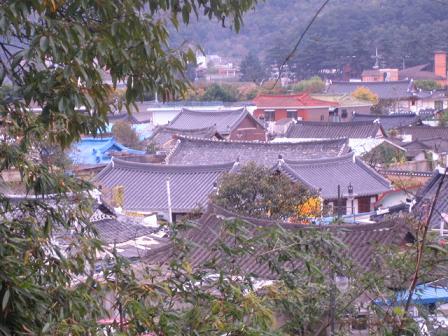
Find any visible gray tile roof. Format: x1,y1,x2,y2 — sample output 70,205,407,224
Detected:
94,158,235,213
414,171,448,229
168,108,264,135
56,202,156,245
277,153,391,199
285,121,385,139
146,125,220,148
352,113,421,131
145,204,413,277
397,126,448,141
166,136,349,166
327,80,414,100
401,137,448,158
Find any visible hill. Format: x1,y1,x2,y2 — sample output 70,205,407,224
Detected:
171,0,448,78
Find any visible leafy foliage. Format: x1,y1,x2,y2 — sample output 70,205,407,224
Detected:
112,120,142,149
290,76,325,93
351,86,379,104
0,0,259,334
212,162,315,219
414,80,442,91
173,0,448,78
240,52,266,83
200,83,240,102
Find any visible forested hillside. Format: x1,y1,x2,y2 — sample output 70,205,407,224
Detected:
172,0,448,78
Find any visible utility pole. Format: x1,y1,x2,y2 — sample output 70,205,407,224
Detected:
166,177,173,223
337,184,342,219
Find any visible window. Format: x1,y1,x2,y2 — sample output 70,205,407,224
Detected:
352,314,368,331
264,110,275,122
341,109,348,118
435,100,443,110
287,110,297,119
358,197,371,213
320,115,324,121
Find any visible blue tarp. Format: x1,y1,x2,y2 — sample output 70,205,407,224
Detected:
377,285,448,306
69,137,145,165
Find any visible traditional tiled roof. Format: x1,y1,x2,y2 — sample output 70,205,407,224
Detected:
168,108,264,135
285,121,385,139
414,170,448,229
397,126,448,141
361,69,384,77
145,204,413,277
146,125,220,148
70,138,145,165
401,137,448,158
399,64,444,81
311,93,373,108
277,153,391,199
166,136,349,166
326,80,414,100
352,113,421,130
89,204,155,244
253,93,337,109
94,158,235,213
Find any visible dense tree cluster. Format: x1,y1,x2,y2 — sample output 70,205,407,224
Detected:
173,0,448,79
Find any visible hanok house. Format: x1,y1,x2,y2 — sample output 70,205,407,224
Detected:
284,121,386,140
94,157,236,221
276,153,391,215
144,125,222,152
399,51,448,87
396,125,448,142
413,167,448,234
165,135,350,166
311,93,374,120
145,203,414,335
400,137,448,162
326,80,417,113
252,93,338,122
352,112,422,131
167,107,266,141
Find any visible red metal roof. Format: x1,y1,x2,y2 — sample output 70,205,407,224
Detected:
253,93,338,108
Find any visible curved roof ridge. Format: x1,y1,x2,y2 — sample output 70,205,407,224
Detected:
284,152,355,166
330,79,411,84
354,112,417,118
180,107,245,115
207,203,401,231
295,120,377,126
164,138,182,163
173,134,349,146
159,125,218,132
398,125,448,130
110,157,235,171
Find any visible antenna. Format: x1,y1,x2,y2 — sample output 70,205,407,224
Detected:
371,48,382,70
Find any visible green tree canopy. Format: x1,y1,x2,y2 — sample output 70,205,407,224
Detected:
0,1,259,334
200,83,240,102
212,162,315,219
414,79,442,91
291,76,325,93
240,52,265,83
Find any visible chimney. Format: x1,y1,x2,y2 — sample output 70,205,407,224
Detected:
434,51,447,79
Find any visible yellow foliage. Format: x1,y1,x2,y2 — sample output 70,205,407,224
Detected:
351,86,379,104
297,197,322,217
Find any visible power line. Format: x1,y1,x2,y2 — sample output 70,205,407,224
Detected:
273,0,331,87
